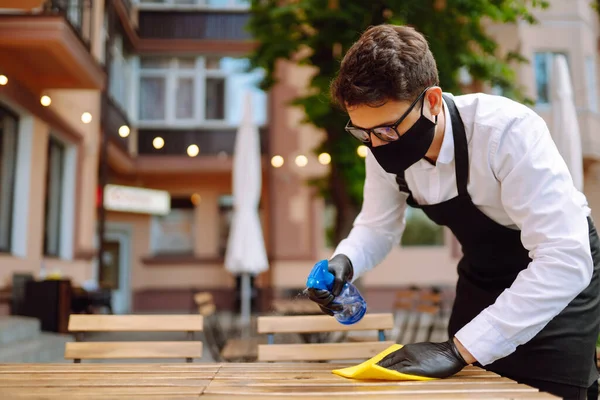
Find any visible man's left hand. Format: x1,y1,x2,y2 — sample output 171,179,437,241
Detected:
377,339,469,379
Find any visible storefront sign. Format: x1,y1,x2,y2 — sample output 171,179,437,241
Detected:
103,184,170,216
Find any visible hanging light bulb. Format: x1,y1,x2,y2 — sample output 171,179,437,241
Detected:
40,95,51,107
318,152,331,165
187,144,200,157
81,112,92,124
357,145,368,158
271,155,284,168
295,155,308,167
0,75,8,86
152,137,165,149
118,125,130,138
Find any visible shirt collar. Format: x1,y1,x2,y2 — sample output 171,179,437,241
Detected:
436,97,455,165
411,96,454,169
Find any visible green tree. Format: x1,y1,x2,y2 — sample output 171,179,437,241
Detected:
248,0,548,245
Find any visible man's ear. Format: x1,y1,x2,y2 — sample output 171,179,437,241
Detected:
426,87,443,116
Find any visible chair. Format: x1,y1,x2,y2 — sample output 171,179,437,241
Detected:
194,291,262,362
194,292,225,361
257,313,394,362
65,314,204,363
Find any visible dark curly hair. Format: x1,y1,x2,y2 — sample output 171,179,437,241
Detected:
331,25,439,111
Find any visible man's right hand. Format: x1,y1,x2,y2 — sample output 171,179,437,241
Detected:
306,254,354,316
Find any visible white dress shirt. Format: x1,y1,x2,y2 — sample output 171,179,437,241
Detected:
333,92,593,366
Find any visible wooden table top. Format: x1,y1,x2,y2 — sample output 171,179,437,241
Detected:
0,363,559,399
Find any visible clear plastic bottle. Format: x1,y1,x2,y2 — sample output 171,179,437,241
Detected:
306,259,367,325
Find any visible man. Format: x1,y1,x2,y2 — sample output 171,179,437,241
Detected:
306,24,600,400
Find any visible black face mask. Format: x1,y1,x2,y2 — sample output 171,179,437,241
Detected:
368,106,437,175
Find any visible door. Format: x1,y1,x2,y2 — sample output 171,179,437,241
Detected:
103,228,131,314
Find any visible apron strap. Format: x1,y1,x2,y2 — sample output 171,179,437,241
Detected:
442,94,470,197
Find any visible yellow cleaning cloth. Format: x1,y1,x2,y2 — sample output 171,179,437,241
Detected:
332,344,437,381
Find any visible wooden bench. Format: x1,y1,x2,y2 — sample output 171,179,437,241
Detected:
257,313,395,362
65,314,204,363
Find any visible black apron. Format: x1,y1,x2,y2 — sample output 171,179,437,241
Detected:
395,95,600,387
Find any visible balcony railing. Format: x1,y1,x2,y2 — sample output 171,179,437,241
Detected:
102,94,130,152
138,11,251,40
44,0,93,48
137,128,268,156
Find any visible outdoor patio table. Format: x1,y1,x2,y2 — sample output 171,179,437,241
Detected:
0,363,559,399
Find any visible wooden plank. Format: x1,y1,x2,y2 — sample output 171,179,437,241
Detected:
0,378,209,387
208,377,513,386
200,393,558,400
0,373,213,381
68,314,204,332
258,341,395,362
204,382,537,395
198,303,216,317
258,313,394,334
0,386,205,396
194,292,213,305
0,364,220,373
64,341,203,360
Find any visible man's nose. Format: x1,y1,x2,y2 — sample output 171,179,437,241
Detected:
370,133,387,148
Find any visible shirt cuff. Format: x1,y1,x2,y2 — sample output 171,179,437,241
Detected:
331,242,364,281
454,312,517,366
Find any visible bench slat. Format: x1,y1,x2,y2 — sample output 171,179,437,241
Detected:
258,341,394,362
64,342,203,360
68,315,204,332
258,313,393,334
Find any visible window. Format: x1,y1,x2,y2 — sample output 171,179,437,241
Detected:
44,137,65,256
137,56,266,127
137,0,249,9
534,52,568,105
586,56,598,113
109,35,132,112
0,107,18,253
150,197,195,254
400,207,444,247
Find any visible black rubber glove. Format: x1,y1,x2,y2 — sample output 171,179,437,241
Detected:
377,339,468,379
306,254,353,316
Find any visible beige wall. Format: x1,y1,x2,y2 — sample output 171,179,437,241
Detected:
106,174,272,291
0,1,105,287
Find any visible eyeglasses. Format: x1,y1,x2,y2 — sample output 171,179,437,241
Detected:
344,87,431,143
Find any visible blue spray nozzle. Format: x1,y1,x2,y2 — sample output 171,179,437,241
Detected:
306,259,335,291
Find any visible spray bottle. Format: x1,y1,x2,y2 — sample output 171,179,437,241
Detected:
306,259,367,325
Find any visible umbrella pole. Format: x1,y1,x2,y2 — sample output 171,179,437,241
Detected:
240,272,252,336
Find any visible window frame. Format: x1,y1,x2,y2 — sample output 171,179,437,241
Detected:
134,55,267,129
533,51,569,107
0,106,19,253
43,135,77,260
149,196,196,256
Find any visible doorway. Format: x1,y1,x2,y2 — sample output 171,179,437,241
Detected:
103,224,132,314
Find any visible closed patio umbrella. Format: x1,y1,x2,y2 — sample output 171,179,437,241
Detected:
224,92,268,327
551,54,584,191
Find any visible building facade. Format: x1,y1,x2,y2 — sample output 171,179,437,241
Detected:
0,0,105,292
1,0,599,314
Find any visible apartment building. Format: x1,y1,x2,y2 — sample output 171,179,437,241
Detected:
2,0,599,315
0,0,105,290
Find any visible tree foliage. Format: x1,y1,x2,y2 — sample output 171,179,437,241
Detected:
247,0,548,244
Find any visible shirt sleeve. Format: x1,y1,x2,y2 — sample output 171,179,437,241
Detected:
332,149,408,280
455,112,593,366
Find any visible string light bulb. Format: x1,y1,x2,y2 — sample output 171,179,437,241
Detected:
271,155,284,168
40,95,51,107
118,125,130,138
152,137,164,149
318,152,331,165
